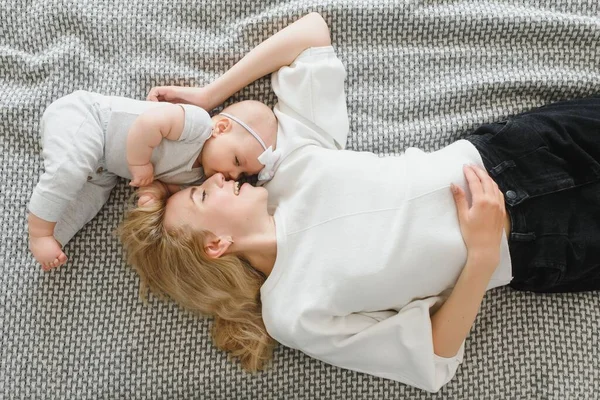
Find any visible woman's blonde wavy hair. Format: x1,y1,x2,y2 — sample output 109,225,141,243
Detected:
117,183,276,371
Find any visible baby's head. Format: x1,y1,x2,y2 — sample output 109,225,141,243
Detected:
201,100,278,180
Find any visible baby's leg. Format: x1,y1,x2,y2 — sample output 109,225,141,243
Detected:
53,172,118,249
30,174,117,270
28,92,105,269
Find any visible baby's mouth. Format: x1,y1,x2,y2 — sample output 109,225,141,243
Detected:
234,182,240,196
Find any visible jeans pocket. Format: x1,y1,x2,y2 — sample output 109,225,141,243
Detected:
510,261,565,292
487,117,546,156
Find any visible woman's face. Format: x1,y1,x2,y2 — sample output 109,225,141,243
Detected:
164,173,268,237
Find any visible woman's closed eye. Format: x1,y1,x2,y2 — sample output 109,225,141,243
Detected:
202,190,207,202
235,156,240,167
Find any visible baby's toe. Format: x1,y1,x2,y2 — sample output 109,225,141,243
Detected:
58,253,68,264
55,254,67,267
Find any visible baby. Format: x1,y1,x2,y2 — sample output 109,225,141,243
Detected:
28,90,277,270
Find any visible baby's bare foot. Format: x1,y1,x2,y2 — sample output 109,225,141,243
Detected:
29,235,68,271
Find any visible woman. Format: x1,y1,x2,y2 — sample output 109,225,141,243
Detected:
119,13,600,392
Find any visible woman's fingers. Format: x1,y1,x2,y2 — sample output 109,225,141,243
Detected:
146,88,158,101
467,165,506,224
451,184,468,220
460,165,506,219
455,164,505,213
469,164,497,195
470,166,505,216
463,165,483,197
497,187,505,208
147,86,167,102
453,165,506,265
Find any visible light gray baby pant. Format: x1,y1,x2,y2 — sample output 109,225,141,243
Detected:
29,91,117,246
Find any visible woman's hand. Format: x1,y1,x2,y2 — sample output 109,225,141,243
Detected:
431,164,507,358
451,164,506,270
146,86,216,111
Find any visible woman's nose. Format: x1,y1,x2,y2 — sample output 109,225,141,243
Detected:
210,173,225,187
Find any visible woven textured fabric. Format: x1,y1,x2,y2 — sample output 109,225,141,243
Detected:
1,1,600,398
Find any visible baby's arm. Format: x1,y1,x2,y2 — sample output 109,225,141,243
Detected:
147,12,331,110
127,103,185,187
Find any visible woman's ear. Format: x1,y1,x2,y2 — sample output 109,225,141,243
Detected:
204,236,233,259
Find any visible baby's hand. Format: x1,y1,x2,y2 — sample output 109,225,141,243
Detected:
129,163,154,187
29,235,68,271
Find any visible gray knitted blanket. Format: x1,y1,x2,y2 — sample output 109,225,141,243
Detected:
1,1,599,399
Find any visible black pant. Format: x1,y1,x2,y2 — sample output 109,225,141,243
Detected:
465,97,600,293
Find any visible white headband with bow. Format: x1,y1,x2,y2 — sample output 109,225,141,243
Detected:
219,112,280,181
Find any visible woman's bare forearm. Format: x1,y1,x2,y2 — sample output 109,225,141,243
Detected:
201,12,331,108
430,253,496,358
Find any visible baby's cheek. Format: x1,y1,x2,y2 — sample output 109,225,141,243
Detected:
202,158,218,176
202,150,218,170
248,159,265,175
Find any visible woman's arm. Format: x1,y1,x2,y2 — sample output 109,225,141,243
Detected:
430,253,496,357
430,164,506,357
203,12,331,107
147,12,332,109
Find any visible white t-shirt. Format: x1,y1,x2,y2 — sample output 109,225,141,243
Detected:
260,47,513,393
257,46,349,187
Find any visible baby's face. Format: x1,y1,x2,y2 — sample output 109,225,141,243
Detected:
201,130,266,180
